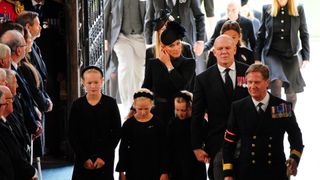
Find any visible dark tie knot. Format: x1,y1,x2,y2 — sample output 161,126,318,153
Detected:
224,68,231,73
257,102,264,114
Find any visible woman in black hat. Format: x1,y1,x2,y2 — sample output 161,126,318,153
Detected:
146,9,194,62
142,21,195,126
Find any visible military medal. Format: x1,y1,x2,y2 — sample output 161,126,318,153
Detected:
271,103,292,118
237,76,247,88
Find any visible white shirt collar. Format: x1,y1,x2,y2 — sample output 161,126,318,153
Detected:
32,0,45,6
1,116,6,123
11,62,18,70
252,93,270,111
217,62,235,73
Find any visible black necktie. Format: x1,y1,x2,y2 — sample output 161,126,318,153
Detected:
224,68,234,96
257,102,264,115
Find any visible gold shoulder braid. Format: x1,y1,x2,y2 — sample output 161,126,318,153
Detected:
4,0,25,15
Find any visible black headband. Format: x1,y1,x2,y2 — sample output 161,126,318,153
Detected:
81,66,104,78
134,92,154,100
175,91,192,103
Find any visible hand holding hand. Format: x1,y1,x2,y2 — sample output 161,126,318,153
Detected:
83,159,95,170
193,149,210,163
93,157,105,169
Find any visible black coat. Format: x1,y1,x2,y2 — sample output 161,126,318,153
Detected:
254,4,309,61
0,120,36,180
142,56,195,125
167,117,207,180
191,62,249,157
116,116,168,180
223,94,304,180
68,95,121,180
11,65,39,134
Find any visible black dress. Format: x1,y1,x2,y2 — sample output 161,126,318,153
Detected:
116,116,168,180
207,45,254,68
68,95,121,180
167,117,207,180
142,56,195,125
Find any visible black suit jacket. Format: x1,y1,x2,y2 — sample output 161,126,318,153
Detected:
254,4,310,61
191,61,249,157
0,121,36,180
11,64,39,134
18,61,50,112
205,15,256,51
223,94,304,179
144,0,205,45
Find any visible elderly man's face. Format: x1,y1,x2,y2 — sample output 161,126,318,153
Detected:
0,51,11,69
246,72,269,101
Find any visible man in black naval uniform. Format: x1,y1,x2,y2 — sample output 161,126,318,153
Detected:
223,64,304,180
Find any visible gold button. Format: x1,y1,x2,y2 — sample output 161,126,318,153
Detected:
269,137,273,140
281,20,284,23
252,144,256,147
281,11,284,14
252,160,256,164
268,153,272,156
268,160,272,164
253,136,257,139
280,37,284,40
251,152,255,156
281,29,284,32
268,144,272,148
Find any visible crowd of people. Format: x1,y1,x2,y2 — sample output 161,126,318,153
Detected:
0,0,309,179
0,0,65,178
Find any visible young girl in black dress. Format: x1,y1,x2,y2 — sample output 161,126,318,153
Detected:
167,91,207,180
117,88,169,180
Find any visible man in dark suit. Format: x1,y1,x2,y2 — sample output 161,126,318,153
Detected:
0,88,38,180
20,0,66,156
205,0,256,51
0,30,42,140
223,64,304,180
191,35,249,180
145,0,207,73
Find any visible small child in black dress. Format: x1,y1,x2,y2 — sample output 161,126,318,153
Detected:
116,88,169,180
167,90,207,180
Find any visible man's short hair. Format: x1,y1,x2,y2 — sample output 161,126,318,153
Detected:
5,69,16,84
15,11,39,27
0,43,11,59
0,30,24,53
245,64,270,80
